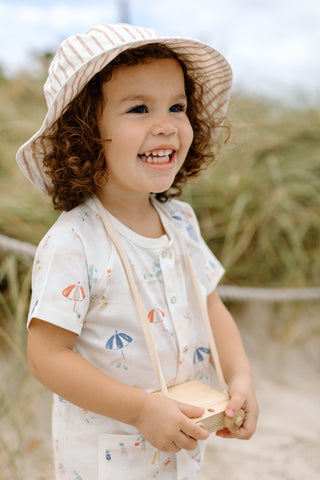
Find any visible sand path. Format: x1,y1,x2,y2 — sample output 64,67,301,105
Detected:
199,302,320,479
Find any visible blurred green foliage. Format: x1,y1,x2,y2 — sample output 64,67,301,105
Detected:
183,95,320,287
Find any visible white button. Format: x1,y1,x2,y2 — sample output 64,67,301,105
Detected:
162,250,167,258
170,296,176,304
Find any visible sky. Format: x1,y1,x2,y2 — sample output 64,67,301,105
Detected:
1,0,320,103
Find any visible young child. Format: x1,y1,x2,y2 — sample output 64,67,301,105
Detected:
17,23,258,479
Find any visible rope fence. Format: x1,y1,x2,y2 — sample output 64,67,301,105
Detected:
1,233,319,302
0,232,37,258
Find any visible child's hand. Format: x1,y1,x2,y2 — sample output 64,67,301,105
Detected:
216,374,259,440
134,393,209,452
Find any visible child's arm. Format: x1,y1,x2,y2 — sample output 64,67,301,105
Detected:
28,318,209,451
207,290,259,439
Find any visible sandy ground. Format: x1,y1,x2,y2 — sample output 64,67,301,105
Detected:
199,370,320,479
1,301,319,479
199,302,320,480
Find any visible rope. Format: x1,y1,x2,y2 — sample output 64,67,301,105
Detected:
0,233,37,258
1,233,319,302
216,285,320,302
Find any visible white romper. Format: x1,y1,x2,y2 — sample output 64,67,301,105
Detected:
28,197,224,480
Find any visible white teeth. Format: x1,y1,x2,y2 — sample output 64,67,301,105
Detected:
139,149,174,164
144,155,170,164
144,149,173,158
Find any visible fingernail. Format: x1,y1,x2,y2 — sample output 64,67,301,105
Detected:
225,408,235,417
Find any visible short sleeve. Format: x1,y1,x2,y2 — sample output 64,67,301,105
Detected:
28,228,90,334
198,235,225,294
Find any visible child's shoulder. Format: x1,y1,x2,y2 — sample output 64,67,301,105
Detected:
37,197,109,252
33,198,113,290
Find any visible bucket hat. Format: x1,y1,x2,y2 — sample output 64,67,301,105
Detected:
16,23,232,195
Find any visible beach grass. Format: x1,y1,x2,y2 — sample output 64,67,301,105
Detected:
0,250,53,479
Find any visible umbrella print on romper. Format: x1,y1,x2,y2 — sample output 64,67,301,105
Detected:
105,330,133,360
193,347,210,364
169,208,182,223
88,264,98,289
148,306,168,332
62,281,85,312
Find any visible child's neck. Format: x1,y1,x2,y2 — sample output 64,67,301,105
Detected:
96,191,165,239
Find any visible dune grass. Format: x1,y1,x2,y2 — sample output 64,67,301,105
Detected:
0,250,52,479
185,136,319,285
184,95,320,287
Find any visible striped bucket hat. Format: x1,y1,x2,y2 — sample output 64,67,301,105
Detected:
16,23,232,195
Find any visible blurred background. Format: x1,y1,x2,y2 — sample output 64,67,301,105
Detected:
0,1,319,479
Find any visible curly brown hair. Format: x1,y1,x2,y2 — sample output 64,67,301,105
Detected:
37,43,226,211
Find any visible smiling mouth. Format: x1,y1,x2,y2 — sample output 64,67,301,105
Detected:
138,149,174,164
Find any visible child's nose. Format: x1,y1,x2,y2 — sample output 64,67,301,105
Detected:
151,115,178,136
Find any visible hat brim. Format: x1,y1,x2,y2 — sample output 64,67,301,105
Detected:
16,36,232,195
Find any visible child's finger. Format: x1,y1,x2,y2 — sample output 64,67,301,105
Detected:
178,401,205,419
177,402,210,442
216,427,233,438
217,407,257,440
170,441,181,452
174,432,198,451
179,418,209,442
225,393,245,422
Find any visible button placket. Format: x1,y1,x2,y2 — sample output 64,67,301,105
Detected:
159,250,176,308
159,250,191,376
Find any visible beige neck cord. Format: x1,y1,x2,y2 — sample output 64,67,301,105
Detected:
94,196,227,395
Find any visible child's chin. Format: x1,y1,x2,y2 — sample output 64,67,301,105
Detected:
151,182,175,195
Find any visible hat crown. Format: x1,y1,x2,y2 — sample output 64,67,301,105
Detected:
44,23,159,108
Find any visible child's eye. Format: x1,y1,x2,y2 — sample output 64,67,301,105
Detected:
169,103,186,113
128,104,148,114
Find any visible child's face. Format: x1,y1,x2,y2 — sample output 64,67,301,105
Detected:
97,57,193,198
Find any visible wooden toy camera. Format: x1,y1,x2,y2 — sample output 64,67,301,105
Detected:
163,380,245,433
